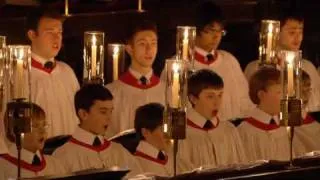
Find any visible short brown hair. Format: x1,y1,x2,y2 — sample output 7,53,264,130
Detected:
4,103,45,143
188,69,224,105
249,67,281,104
126,20,158,44
26,7,65,33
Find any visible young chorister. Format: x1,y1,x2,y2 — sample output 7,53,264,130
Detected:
0,103,66,179
189,1,254,120
179,69,247,168
133,103,192,176
105,21,165,135
26,7,80,137
236,68,306,162
294,71,320,154
244,9,320,112
53,84,142,177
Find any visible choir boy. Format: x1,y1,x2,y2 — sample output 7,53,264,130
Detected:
179,69,247,168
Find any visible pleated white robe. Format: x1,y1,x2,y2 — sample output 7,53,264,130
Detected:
105,69,165,135
134,141,192,177
244,59,320,111
0,145,66,180
53,127,143,177
237,108,308,162
179,108,247,169
30,55,80,137
294,113,320,155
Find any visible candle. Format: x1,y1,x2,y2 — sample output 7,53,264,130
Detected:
182,28,189,60
287,53,295,97
172,62,180,108
112,45,119,81
65,0,69,16
16,57,24,98
138,0,142,11
266,23,273,63
91,35,97,77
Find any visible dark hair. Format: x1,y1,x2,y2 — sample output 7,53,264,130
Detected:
277,6,304,28
195,1,225,33
26,7,64,33
5,103,45,143
126,20,158,43
134,103,164,139
249,67,280,104
74,84,113,119
188,69,224,99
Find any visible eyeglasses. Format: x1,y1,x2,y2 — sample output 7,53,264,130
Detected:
203,28,227,36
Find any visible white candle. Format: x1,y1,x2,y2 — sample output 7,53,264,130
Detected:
138,0,142,11
16,58,23,98
112,45,119,81
65,0,69,16
266,23,273,63
287,53,295,97
172,63,180,108
182,28,189,60
91,35,97,77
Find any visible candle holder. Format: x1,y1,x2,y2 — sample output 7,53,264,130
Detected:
176,26,196,69
0,36,6,113
163,59,187,176
107,44,125,83
259,20,280,67
278,50,302,168
83,31,105,85
6,45,32,179
7,45,31,101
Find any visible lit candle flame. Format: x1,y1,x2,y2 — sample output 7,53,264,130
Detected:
172,62,180,73
92,35,97,46
268,23,273,33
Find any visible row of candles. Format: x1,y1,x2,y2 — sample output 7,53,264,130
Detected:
0,21,301,114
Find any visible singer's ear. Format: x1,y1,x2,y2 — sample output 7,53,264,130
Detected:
141,128,149,139
188,94,197,106
257,90,264,102
78,109,88,122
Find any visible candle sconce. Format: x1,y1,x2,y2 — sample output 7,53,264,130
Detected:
7,45,31,100
107,44,125,83
83,31,105,85
279,50,302,168
163,59,187,176
176,26,196,70
259,20,280,67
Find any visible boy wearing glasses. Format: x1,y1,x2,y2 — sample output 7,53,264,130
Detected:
193,1,254,121
0,103,66,179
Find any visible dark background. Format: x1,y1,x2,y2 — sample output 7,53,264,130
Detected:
0,0,319,84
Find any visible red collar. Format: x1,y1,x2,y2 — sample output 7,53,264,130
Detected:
244,117,280,131
69,137,111,152
119,71,160,89
0,153,46,173
304,114,316,125
31,58,56,74
194,51,218,65
134,151,168,165
187,118,219,131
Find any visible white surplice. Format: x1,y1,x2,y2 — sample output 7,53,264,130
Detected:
134,140,192,177
53,127,143,177
237,108,309,162
105,68,165,135
30,53,80,137
244,59,320,111
179,108,247,169
294,112,320,155
0,144,66,180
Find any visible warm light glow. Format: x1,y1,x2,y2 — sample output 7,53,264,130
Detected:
163,123,168,133
268,23,273,33
172,62,180,73
286,52,295,65
92,35,97,46
183,28,189,40
113,45,119,55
